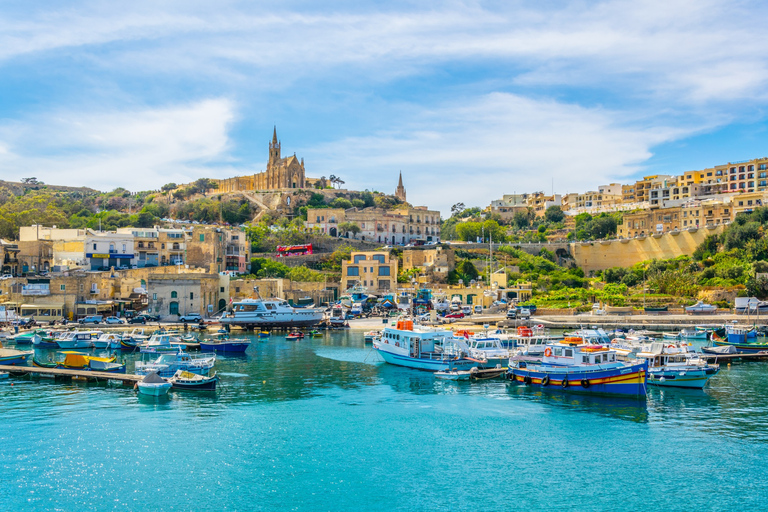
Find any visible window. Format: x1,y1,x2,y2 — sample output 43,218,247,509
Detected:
200,234,205,242
220,287,225,293
93,243,97,250
153,293,157,300
353,255,366,264
60,284,65,291
171,291,177,298
235,287,240,293
378,267,391,276
347,266,359,276
190,292,194,300
372,254,385,264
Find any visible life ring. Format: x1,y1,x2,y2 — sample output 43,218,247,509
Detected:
523,375,532,385
667,345,674,349
395,342,399,347
536,324,544,329
581,378,590,388
561,378,569,389
544,348,553,357
541,375,550,386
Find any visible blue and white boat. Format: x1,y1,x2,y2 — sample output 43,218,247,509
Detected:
374,320,478,372
563,327,613,345
0,347,33,365
635,342,718,389
508,342,647,396
135,348,216,378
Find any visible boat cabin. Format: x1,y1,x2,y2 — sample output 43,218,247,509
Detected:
381,322,455,359
543,343,619,366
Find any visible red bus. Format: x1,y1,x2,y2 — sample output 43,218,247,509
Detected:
276,244,313,257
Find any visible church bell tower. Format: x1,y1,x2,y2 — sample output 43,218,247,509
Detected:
395,171,406,202
269,126,281,166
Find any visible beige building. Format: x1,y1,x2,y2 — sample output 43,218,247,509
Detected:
402,246,455,281
341,251,398,292
212,128,321,192
619,200,732,238
306,206,441,245
487,194,529,221
146,272,223,319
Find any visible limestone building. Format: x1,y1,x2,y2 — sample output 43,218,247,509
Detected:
214,128,313,192
341,251,398,292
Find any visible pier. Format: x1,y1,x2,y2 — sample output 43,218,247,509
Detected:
0,365,143,384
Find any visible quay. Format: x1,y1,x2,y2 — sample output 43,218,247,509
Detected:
0,364,142,384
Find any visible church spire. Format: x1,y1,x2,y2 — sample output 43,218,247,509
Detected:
269,126,281,166
272,125,278,145
395,171,406,202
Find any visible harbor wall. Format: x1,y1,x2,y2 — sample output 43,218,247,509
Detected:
570,225,725,274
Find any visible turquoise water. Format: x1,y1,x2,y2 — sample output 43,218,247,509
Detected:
3,332,768,511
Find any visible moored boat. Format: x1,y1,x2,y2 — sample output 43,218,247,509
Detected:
507,342,647,396
685,301,717,314
92,332,123,349
0,347,34,365
712,330,768,354
33,351,127,373
135,348,216,378
136,372,172,397
635,342,718,389
168,370,218,391
199,332,250,353
286,331,305,340
220,297,324,329
364,330,380,343
373,319,478,372
55,330,100,349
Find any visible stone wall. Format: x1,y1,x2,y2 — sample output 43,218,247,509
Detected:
570,225,725,273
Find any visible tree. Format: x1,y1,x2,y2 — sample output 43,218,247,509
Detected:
21,177,42,185
161,183,177,192
339,222,361,238
545,205,564,223
451,203,466,217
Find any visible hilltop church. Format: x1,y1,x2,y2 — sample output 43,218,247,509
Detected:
214,128,323,192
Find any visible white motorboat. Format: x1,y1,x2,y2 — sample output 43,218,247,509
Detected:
135,348,216,378
219,298,324,329
685,301,717,314
136,372,172,396
92,332,123,349
55,330,101,349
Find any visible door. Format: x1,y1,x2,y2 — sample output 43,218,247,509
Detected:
169,302,179,315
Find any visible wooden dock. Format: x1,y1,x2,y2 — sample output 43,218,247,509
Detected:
0,364,143,384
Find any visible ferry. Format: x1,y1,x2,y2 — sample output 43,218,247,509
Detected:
508,342,647,396
374,319,478,372
219,298,324,329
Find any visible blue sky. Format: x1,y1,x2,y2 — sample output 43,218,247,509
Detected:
0,0,767,215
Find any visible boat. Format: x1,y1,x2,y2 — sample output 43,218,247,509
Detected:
92,332,124,349
563,327,612,345
136,372,172,397
434,368,471,381
140,333,182,353
286,331,305,340
0,347,34,365
32,332,60,348
679,329,708,340
199,332,250,353
453,334,512,368
329,305,348,328
364,330,381,343
9,329,49,345
685,301,717,314
257,330,270,338
504,325,560,357
635,342,719,389
711,329,768,354
0,371,8,380
167,370,219,391
33,351,126,373
309,330,323,338
219,298,325,329
134,348,216,378
507,342,648,396
662,332,681,339
55,330,101,349
119,337,141,352
373,319,479,372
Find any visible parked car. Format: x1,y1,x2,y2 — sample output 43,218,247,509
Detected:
518,308,531,319
142,314,160,322
0,274,13,280
178,313,203,322
79,315,103,324
473,305,483,314
445,312,465,319
104,316,125,324
506,309,517,320
129,316,148,324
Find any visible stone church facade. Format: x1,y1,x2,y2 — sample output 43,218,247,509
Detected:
214,128,319,193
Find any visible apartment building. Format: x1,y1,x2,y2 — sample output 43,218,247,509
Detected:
340,251,398,292
306,206,441,245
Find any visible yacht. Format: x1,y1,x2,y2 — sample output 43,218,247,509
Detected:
219,298,324,329
55,330,101,349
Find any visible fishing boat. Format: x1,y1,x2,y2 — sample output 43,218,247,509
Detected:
505,325,560,356
167,370,219,391
0,371,8,380
329,305,348,328
373,319,478,372
662,332,681,339
364,330,381,342
453,334,512,368
32,332,60,348
136,372,172,397
199,332,250,353
134,348,216,378
140,333,182,353
434,368,471,381
635,342,718,389
32,351,126,373
219,297,325,329
507,342,648,396
257,330,270,338
679,329,708,340
563,327,613,345
9,329,49,345
0,347,33,365
119,337,141,352
55,330,100,349
711,330,768,354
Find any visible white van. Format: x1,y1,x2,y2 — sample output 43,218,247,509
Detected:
473,305,483,314
461,305,472,315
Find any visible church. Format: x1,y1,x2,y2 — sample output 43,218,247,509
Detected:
213,128,319,192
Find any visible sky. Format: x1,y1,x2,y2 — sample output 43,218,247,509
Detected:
0,0,767,215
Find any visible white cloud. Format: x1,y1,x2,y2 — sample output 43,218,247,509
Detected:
0,99,238,191
307,92,691,214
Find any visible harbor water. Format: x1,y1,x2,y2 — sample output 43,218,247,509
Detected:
3,331,768,511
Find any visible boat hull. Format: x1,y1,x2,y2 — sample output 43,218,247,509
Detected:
376,348,478,372
170,377,218,391
199,342,249,353
647,368,717,389
508,363,647,396
137,382,172,396
0,350,33,365
713,340,768,354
